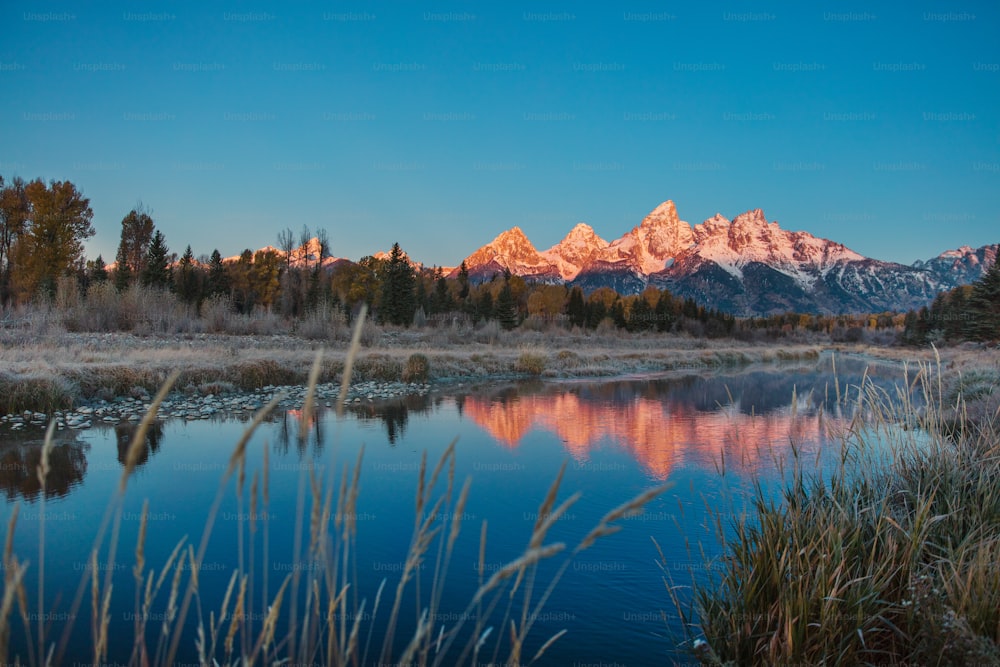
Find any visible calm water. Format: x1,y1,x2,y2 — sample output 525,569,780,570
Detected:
0,354,901,666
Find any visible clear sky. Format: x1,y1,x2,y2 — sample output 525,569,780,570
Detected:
2,1,998,267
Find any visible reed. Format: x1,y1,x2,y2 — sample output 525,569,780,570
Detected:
671,357,1000,665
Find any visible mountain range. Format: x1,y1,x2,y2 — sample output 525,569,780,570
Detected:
222,201,995,316
449,200,997,316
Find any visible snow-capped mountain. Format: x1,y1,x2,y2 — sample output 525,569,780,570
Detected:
914,244,999,288
456,227,562,281
539,223,610,281
456,200,996,315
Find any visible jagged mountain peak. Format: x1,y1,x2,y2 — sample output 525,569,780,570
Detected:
454,199,992,314
645,199,679,222
499,226,528,239
731,208,770,227
557,222,608,247
542,222,610,280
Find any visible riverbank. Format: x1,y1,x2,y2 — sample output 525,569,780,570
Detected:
1,328,995,424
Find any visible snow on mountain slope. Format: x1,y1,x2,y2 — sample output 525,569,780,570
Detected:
683,208,866,289
540,223,609,280
451,199,994,314
456,227,561,280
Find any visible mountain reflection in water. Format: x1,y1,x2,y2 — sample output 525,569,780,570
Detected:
459,369,856,479
0,358,891,501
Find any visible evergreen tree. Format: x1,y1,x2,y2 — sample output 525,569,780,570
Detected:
969,260,1000,341
88,255,109,284
415,275,428,314
458,260,470,300
141,230,171,288
379,242,416,326
495,280,518,330
432,274,453,314
566,287,586,328
610,299,627,329
175,245,200,304
628,296,654,332
114,243,131,291
207,249,228,297
654,291,675,332
585,299,606,329
476,289,494,321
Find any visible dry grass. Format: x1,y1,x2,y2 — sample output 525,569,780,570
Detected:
0,319,839,413
670,355,1000,666
0,309,670,666
514,351,547,376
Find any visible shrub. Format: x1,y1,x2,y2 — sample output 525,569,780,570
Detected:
0,372,76,414
402,353,430,383
231,359,300,389
676,363,1000,666
514,351,546,376
473,319,501,345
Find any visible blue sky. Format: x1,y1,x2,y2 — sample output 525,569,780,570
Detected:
2,1,998,267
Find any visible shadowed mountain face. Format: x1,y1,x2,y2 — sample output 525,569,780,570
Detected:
453,200,997,315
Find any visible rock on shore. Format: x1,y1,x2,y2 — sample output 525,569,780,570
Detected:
0,380,432,432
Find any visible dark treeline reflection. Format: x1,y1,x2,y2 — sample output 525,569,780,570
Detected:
115,421,164,468
273,410,329,455
0,434,89,502
349,393,437,445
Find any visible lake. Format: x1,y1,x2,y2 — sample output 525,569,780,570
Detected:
0,353,901,666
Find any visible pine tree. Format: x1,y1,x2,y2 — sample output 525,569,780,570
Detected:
175,245,200,304
495,281,518,330
628,296,654,332
610,299,627,329
476,289,493,321
141,230,171,288
207,249,228,297
458,260,470,300
379,242,416,326
969,259,1000,341
585,299,606,328
89,255,109,284
415,275,428,314
432,274,453,314
654,291,675,332
566,287,585,328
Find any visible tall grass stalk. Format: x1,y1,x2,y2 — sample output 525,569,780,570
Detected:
672,358,1000,666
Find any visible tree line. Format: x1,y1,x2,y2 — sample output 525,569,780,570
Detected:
1,175,996,343
899,260,1000,345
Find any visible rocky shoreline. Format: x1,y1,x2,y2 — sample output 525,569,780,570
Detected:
1,379,433,432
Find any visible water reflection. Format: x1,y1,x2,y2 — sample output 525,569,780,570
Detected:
114,421,164,468
0,434,89,502
349,393,435,445
0,357,895,500
460,371,853,479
